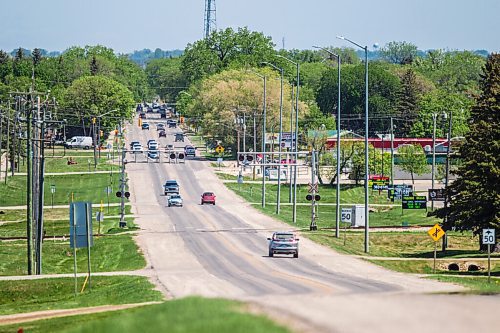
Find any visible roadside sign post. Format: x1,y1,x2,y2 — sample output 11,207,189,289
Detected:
50,184,56,209
341,208,352,245
105,186,112,213
427,224,445,273
482,229,495,283
217,157,223,171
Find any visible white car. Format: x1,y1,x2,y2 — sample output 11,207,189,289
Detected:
148,142,159,150
167,194,183,207
131,144,143,153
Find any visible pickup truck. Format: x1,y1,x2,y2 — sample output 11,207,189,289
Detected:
164,180,179,195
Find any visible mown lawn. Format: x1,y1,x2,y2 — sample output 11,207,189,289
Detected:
0,297,291,333
0,275,162,315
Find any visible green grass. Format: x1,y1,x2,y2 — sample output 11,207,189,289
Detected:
0,173,123,206
428,276,500,294
0,234,145,276
365,259,499,275
0,275,163,316
0,217,136,238
216,172,262,181
0,206,132,223
225,182,440,228
0,297,291,333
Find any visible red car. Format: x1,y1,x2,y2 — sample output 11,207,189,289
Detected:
201,192,216,205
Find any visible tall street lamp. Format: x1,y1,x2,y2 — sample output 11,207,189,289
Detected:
276,55,300,224
337,35,370,253
313,46,341,238
248,71,267,208
262,62,284,214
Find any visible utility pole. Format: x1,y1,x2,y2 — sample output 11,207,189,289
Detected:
431,113,437,211
26,98,33,275
390,117,394,184
93,117,97,168
310,150,317,231
442,111,452,252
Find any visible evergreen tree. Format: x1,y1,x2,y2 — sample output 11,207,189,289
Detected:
396,68,419,136
431,54,500,246
14,47,24,60
32,48,42,66
90,55,98,75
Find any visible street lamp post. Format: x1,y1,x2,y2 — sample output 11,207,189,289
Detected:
313,46,341,238
275,55,300,223
262,62,284,214
337,35,370,253
249,71,267,208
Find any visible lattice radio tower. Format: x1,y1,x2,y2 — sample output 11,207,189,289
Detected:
204,0,217,38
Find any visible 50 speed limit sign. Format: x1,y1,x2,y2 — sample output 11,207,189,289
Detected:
482,229,496,245
341,208,352,223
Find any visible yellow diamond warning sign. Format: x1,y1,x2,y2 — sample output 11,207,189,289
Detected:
427,224,445,242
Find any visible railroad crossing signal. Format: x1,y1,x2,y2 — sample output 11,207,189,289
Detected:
427,224,445,242
308,182,318,193
215,145,225,154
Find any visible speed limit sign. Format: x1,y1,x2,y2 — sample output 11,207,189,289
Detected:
483,229,496,245
341,208,352,223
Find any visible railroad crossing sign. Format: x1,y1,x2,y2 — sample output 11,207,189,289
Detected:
308,182,318,193
427,224,445,242
215,145,224,154
482,229,496,245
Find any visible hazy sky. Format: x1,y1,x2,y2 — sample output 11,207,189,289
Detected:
1,0,498,53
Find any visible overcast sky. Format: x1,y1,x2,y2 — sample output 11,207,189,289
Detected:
1,0,498,53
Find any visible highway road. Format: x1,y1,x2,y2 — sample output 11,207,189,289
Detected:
125,115,499,333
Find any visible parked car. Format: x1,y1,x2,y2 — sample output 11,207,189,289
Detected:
158,130,166,138
142,123,150,130
65,136,93,150
267,232,299,258
147,150,160,160
164,180,179,195
167,194,183,207
184,145,196,157
201,192,216,205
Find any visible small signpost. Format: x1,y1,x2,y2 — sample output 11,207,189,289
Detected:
105,186,112,213
428,189,445,202
482,228,496,283
50,184,56,209
427,224,445,273
388,184,413,201
341,207,352,245
215,145,225,155
217,157,223,170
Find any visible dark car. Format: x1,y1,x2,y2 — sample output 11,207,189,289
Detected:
201,192,216,205
141,123,150,130
267,232,299,258
158,130,166,138
164,180,179,195
139,112,146,119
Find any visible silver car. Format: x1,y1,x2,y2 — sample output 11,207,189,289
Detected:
267,232,299,258
167,194,183,207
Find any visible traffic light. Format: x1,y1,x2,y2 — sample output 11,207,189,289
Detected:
114,129,118,136
100,130,103,137
180,116,184,124
92,117,96,124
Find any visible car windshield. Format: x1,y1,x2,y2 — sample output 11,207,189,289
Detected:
274,233,294,240
171,195,181,199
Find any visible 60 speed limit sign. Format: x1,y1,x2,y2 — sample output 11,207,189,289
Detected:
483,229,496,245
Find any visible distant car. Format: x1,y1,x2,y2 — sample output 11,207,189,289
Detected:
147,150,160,160
164,180,179,195
184,145,196,157
167,120,177,128
201,192,216,205
156,123,165,130
142,123,150,130
148,142,159,150
167,194,183,207
130,141,140,148
131,145,143,153
175,133,184,142
280,159,296,164
165,144,174,151
146,107,153,113
139,112,146,119
147,139,157,145
158,130,166,138
267,232,299,258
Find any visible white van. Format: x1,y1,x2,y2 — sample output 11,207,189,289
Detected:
65,136,93,149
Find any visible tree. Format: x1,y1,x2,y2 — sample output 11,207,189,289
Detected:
62,76,135,129
380,41,418,65
431,54,500,244
181,27,276,83
395,68,420,136
397,144,429,185
145,57,188,101
90,55,98,75
32,48,42,66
